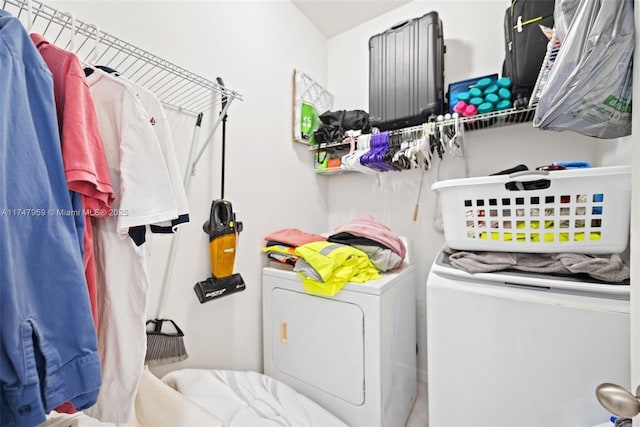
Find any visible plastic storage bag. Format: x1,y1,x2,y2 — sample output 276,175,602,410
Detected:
533,0,634,139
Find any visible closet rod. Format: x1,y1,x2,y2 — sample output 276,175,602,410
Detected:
2,0,243,115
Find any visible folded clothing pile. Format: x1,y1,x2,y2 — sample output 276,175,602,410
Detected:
261,228,327,268
327,214,406,272
261,216,406,296
446,249,630,283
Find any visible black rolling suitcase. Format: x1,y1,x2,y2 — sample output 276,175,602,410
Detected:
503,0,555,108
368,11,445,131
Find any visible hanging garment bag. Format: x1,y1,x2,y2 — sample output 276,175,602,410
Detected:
368,11,445,131
532,0,633,139
503,0,555,107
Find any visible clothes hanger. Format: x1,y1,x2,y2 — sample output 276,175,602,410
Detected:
350,133,376,174
447,112,466,157
384,130,403,170
398,129,417,170
397,130,414,169
53,11,75,52
82,23,101,76
339,135,359,171
419,123,434,170
406,128,423,170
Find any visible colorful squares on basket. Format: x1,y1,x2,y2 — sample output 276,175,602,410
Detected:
463,192,606,243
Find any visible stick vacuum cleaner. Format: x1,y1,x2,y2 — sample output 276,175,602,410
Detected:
194,78,246,303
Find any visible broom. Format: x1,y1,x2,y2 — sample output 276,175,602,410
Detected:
145,77,228,364
144,201,192,365
143,114,206,366
145,318,188,365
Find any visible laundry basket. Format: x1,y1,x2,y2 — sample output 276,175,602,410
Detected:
432,166,631,253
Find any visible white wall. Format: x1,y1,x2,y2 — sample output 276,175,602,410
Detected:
325,0,631,382
49,0,329,377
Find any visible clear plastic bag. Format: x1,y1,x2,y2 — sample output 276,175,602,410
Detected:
533,0,634,139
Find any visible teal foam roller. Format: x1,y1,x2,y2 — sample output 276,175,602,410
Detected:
483,84,498,95
478,102,494,114
485,93,500,104
469,97,484,106
496,100,512,110
458,92,471,102
476,77,492,90
469,87,483,98
498,88,511,100
497,77,512,89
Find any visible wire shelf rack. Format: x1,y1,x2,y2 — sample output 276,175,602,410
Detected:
1,0,242,115
309,106,537,151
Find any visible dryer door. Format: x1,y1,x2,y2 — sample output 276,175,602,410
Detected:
270,288,365,405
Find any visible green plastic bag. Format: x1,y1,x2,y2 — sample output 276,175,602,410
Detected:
300,102,319,144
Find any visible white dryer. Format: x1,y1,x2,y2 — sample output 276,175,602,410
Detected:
263,265,417,427
426,250,630,427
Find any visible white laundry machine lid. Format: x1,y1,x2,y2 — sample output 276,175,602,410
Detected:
431,249,630,297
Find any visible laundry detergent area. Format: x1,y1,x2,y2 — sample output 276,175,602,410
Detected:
0,1,637,427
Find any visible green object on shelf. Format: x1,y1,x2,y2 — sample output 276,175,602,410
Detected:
301,101,319,144
315,150,328,170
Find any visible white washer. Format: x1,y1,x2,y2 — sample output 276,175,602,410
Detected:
263,264,417,427
427,250,630,427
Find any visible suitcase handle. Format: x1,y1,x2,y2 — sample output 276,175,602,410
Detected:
388,20,410,31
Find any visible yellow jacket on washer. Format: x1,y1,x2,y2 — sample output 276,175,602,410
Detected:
294,241,380,296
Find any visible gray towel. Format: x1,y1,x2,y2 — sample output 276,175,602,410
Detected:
448,251,629,283
352,244,403,272
555,253,630,282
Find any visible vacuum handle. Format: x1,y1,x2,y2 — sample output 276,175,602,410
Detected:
213,200,234,229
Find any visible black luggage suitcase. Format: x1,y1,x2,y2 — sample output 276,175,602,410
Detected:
503,0,555,108
369,11,445,131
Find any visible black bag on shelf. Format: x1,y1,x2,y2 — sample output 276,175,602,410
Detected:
503,0,555,108
368,11,445,131
313,110,371,145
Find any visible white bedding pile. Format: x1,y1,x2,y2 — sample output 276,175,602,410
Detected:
162,369,346,427
39,367,223,427
39,368,345,426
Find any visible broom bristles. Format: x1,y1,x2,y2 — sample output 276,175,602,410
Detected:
145,333,188,365
145,319,189,365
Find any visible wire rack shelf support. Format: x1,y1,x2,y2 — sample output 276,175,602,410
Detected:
2,0,243,116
